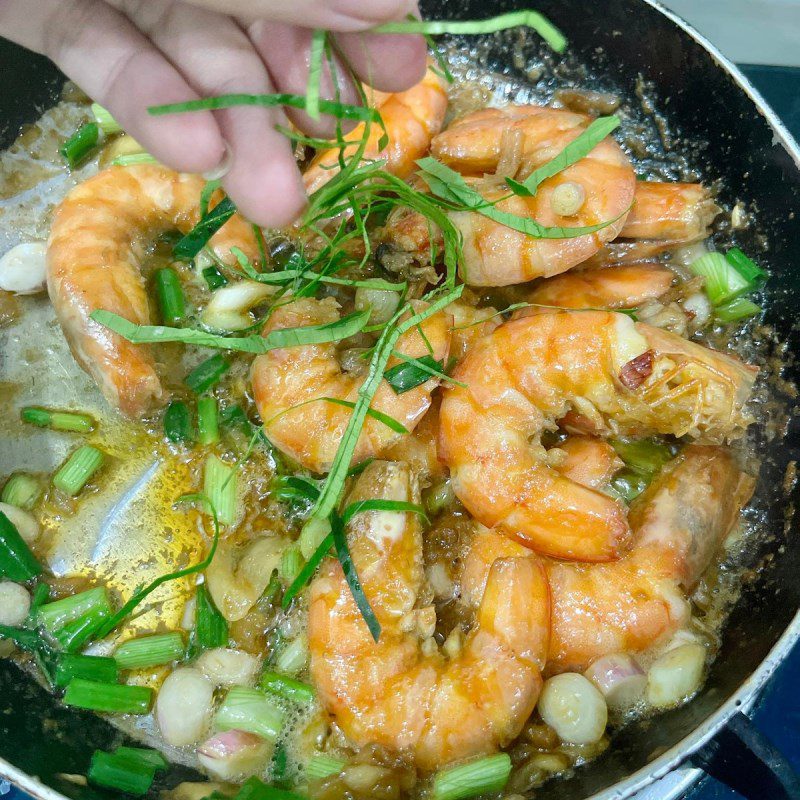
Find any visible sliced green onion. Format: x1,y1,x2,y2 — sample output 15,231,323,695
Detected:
185,354,230,394
164,400,194,445
39,586,112,633
64,678,153,714
725,247,768,284
204,455,237,526
689,252,751,306
60,122,100,169
92,104,122,135
54,654,119,688
55,608,110,652
29,581,50,617
112,153,158,167
52,445,105,496
610,438,673,477
374,10,566,52
1,473,43,510
115,632,186,670
215,686,284,740
0,509,42,581
197,396,220,446
114,747,169,771
235,777,306,800
384,354,445,394
715,297,762,323
610,469,649,504
306,754,346,780
274,635,308,676
202,264,229,290
261,671,314,704
91,308,371,355
341,498,428,527
173,196,236,261
195,582,228,651
154,267,186,325
20,406,95,433
88,750,155,796
432,753,512,800
279,545,303,584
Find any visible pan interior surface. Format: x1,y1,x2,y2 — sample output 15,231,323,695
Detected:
2,1,800,798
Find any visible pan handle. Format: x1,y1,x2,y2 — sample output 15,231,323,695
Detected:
690,711,800,799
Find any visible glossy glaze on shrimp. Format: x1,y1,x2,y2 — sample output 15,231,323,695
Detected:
47,165,258,417
251,298,451,473
382,105,636,286
461,446,754,673
438,310,756,561
308,461,550,770
303,63,448,195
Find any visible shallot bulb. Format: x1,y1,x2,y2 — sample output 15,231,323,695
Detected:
584,653,647,712
197,730,272,781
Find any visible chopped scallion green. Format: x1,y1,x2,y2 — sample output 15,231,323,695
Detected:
431,753,512,800
215,686,284,741
114,747,169,771
54,653,119,688
164,400,194,444
1,473,43,510
204,455,237,526
88,748,163,796
274,635,308,676
725,247,768,284
185,354,230,394
715,297,762,322
20,406,95,433
689,252,751,306
115,631,186,670
197,395,220,445
261,671,315,704
64,678,153,714
60,122,100,169
235,777,306,800
306,754,346,780
52,445,105,496
173,196,236,261
202,264,229,290
154,267,186,325
279,545,303,584
0,509,42,581
195,582,228,651
610,468,650,504
112,153,158,167
91,104,122,135
610,438,673,477
39,586,112,634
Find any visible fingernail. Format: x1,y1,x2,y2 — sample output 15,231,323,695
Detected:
202,142,233,181
328,0,419,25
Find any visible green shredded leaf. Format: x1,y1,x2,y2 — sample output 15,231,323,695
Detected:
321,397,408,434
384,353,463,394
282,533,333,608
174,196,236,261
341,498,428,527
373,10,567,53
90,308,370,354
306,30,326,121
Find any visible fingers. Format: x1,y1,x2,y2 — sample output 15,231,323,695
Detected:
334,29,427,92
183,0,420,31
116,0,307,227
0,0,225,175
247,21,362,139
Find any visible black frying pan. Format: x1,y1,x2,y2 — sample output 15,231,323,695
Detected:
2,1,800,798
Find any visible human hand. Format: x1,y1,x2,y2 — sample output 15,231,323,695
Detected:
0,0,426,226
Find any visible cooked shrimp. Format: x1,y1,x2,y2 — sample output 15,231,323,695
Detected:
461,446,754,673
382,105,636,286
620,182,719,241
438,310,757,561
448,302,500,362
528,264,674,310
308,461,550,770
47,165,258,417
303,63,448,195
553,436,623,490
250,298,450,473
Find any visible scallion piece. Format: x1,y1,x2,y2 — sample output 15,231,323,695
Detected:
204,455,237,526
195,583,228,651
52,445,105,496
306,754,346,781
64,678,153,714
304,753,347,781
202,264,229,290
279,546,303,584
154,267,186,325
39,586,112,633
689,252,751,305
215,686,284,740
115,631,185,670
384,355,444,394
274,635,308,676
88,750,155,796
60,122,100,169
715,297,762,323
1,473,43,510
55,608,111,652
610,438,673,477
197,396,220,445
91,104,123,135
431,753,512,800
261,671,314,704
20,406,95,433
173,196,236,261
54,653,119,688
610,468,650,504
235,777,305,800
0,509,42,581
114,747,169,771
725,247,768,284
164,401,194,444
112,153,158,167
185,354,230,394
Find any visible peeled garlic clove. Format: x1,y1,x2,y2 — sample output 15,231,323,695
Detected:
0,243,47,295
538,672,608,745
646,643,706,709
201,281,275,331
0,582,31,626
0,502,40,543
156,668,214,746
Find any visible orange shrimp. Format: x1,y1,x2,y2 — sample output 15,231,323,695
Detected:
303,63,448,195
47,165,258,417
438,310,756,562
308,461,550,770
461,446,754,673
